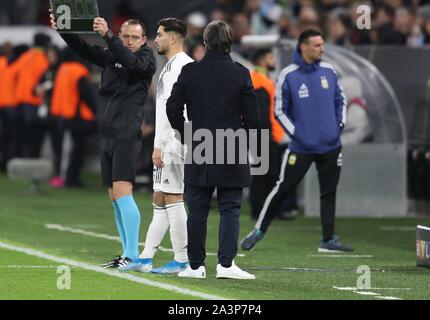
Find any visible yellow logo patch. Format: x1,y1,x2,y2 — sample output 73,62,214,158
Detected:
288,154,297,166
321,76,329,89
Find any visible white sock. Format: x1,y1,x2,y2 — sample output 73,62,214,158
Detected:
139,204,169,259
166,201,188,263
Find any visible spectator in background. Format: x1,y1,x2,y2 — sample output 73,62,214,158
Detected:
34,45,65,187
248,48,298,221
327,9,352,46
0,45,29,165
185,12,207,54
420,10,430,43
296,5,322,33
231,13,252,57
15,33,51,158
50,49,97,188
188,42,206,61
186,12,207,39
373,4,406,44
385,0,404,10
394,7,413,43
0,50,9,172
251,1,284,35
278,8,296,39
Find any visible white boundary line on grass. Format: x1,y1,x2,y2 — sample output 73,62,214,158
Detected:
45,224,246,258
334,286,411,291
0,265,63,269
0,242,227,300
380,226,416,232
333,286,408,300
308,255,374,258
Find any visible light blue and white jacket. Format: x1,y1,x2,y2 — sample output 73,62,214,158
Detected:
275,49,347,154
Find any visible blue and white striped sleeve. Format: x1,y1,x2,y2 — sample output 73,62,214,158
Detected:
275,66,296,138
335,76,347,128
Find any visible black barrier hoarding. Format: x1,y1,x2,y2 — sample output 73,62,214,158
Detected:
50,0,99,33
416,225,430,268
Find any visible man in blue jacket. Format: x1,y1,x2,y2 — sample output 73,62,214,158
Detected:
242,29,353,253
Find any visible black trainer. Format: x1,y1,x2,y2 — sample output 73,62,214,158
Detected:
100,255,122,269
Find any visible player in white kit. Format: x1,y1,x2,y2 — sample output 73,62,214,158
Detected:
137,18,194,274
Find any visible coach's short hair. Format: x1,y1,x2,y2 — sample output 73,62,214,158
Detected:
158,18,187,39
122,19,147,37
298,29,324,46
203,20,233,54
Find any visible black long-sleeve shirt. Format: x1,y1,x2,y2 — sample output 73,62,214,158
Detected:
60,33,156,139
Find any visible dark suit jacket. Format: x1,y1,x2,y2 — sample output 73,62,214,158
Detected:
166,50,259,188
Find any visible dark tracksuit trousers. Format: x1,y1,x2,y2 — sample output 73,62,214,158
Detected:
256,147,342,241
185,185,243,269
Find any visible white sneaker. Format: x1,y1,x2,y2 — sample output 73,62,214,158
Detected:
178,265,206,279
216,261,255,280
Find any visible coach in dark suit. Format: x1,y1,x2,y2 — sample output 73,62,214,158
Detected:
167,21,259,280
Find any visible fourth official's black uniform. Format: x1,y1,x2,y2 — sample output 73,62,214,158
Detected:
60,33,156,186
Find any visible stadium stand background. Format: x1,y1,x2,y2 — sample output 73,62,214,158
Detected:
1,0,430,215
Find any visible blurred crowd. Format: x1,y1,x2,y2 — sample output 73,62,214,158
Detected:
201,0,430,52
0,34,99,188
1,0,429,204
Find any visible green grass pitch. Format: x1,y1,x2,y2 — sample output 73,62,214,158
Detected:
0,173,429,300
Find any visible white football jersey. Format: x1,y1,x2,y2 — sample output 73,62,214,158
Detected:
154,52,194,156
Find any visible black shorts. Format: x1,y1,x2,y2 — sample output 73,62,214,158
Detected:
100,138,142,187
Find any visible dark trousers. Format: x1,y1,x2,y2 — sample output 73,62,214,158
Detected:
4,108,23,160
0,109,11,171
21,104,45,158
65,121,96,186
256,147,342,241
185,185,243,268
250,141,298,219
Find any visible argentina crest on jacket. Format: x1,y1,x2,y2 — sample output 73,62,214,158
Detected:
321,76,329,89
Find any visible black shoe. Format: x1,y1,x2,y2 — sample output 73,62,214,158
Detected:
100,255,122,269
241,229,264,251
319,236,354,253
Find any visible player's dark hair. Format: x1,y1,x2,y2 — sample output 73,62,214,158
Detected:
251,48,272,65
122,19,147,36
298,29,324,46
158,18,187,39
203,20,233,54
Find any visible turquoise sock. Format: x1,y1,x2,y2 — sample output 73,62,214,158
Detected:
112,202,126,257
116,195,141,260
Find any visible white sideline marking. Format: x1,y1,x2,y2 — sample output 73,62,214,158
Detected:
0,242,226,300
375,296,403,300
309,255,374,258
352,291,379,296
334,286,411,291
333,286,405,300
46,224,246,258
380,226,416,232
0,265,62,269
